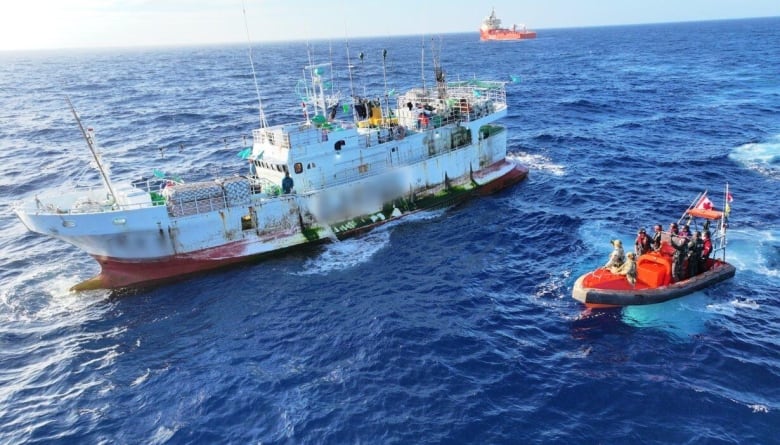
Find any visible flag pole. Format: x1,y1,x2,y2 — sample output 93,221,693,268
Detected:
678,191,705,225
721,183,730,261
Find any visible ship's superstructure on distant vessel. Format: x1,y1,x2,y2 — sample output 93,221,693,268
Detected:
480,8,537,41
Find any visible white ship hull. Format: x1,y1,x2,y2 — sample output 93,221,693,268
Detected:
15,72,528,290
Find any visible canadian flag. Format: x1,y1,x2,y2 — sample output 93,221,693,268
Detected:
727,192,734,203
696,196,714,210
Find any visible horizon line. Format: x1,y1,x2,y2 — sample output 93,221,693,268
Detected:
1,15,777,54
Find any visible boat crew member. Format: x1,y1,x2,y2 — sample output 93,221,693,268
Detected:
635,228,651,256
679,224,692,242
687,231,703,277
604,239,625,273
670,234,687,282
651,224,663,251
282,171,294,194
614,252,637,287
700,230,713,271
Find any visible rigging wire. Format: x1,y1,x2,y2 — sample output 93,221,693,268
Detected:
242,0,267,128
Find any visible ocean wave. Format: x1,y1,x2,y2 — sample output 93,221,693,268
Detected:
729,136,780,179
507,152,565,176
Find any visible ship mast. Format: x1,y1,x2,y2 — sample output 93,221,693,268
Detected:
420,36,426,93
345,38,357,123
66,96,118,205
242,0,267,128
382,48,390,117
431,36,447,99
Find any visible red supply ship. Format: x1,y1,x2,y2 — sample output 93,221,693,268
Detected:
572,186,736,308
480,8,537,41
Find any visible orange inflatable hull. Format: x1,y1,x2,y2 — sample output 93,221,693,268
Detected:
572,250,735,308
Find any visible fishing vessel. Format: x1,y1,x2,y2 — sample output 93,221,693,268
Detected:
572,187,736,308
13,53,528,291
480,8,537,41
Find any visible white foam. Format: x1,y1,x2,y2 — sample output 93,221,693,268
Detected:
729,136,780,178
508,152,565,176
297,209,446,275
0,261,109,324
730,298,760,310
299,230,391,275
705,302,737,316
131,368,151,386
721,228,780,279
749,404,770,414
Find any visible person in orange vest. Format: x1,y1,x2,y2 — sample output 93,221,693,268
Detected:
418,111,429,129
634,227,651,256
700,230,713,271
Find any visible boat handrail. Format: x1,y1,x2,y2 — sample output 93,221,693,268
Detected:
250,84,506,151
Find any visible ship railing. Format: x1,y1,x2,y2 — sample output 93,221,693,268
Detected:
395,86,506,129
164,193,230,218
16,181,169,215
253,128,298,149
130,177,175,203
447,81,507,105
244,175,283,196
252,120,356,150
394,102,504,131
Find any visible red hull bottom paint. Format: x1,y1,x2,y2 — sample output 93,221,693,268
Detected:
476,161,528,195
73,160,528,291
480,31,537,41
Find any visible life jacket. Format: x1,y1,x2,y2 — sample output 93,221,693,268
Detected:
702,239,712,258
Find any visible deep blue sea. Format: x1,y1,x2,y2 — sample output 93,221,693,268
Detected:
1,18,779,444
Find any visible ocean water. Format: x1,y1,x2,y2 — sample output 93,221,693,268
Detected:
1,17,779,444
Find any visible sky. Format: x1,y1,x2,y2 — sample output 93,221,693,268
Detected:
1,0,779,51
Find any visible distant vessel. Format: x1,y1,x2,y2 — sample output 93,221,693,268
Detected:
480,8,537,41
572,186,736,308
14,51,528,291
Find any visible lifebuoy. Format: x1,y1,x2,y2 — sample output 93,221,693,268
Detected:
395,126,406,140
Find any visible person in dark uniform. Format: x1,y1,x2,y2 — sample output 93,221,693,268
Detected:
670,233,687,282
282,171,294,194
686,231,703,277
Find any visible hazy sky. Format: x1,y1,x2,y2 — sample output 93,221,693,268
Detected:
1,0,779,51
